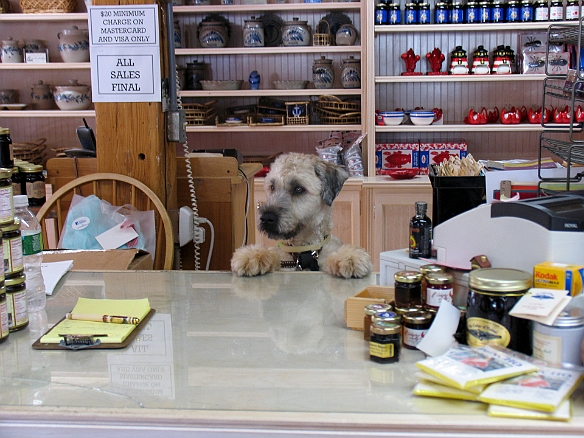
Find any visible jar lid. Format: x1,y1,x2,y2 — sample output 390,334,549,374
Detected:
5,273,25,287
420,264,445,276
19,164,44,173
403,310,433,324
405,3,417,6
364,303,392,315
371,310,401,324
394,305,424,315
1,218,20,232
371,321,401,335
467,1,478,5
394,270,422,283
468,268,532,292
550,307,584,327
436,2,447,6
0,169,11,180
425,272,454,285
285,17,308,24
0,127,9,135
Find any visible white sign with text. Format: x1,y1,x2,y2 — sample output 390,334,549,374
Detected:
88,5,161,103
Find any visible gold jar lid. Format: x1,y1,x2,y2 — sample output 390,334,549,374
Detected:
364,303,392,316
371,311,401,324
371,321,401,335
0,127,9,135
394,270,422,283
403,310,433,324
5,273,25,287
425,272,454,285
0,169,11,179
394,305,424,315
469,268,532,293
19,164,44,173
420,264,446,276
1,218,20,233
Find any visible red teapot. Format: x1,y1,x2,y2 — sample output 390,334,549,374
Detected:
485,107,499,123
463,108,487,124
527,105,550,124
500,106,522,124
553,105,571,124
575,105,584,122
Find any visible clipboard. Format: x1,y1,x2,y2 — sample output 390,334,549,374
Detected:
32,308,156,350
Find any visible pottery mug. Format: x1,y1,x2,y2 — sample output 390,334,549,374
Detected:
335,24,358,46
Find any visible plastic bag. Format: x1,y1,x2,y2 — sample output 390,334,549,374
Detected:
58,194,156,261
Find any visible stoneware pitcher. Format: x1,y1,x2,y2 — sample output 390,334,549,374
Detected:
57,26,90,63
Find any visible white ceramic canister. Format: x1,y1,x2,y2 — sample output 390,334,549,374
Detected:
340,56,361,89
533,307,584,368
31,80,53,110
198,21,229,48
243,16,264,47
282,18,310,46
1,37,23,63
23,40,46,54
53,79,92,111
335,23,358,46
312,56,334,89
57,26,90,63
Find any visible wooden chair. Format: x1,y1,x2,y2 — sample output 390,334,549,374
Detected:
36,173,174,270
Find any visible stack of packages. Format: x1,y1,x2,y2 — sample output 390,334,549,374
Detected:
316,131,366,177
517,31,568,75
413,344,582,421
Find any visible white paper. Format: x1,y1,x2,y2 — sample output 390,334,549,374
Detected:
41,260,73,296
95,223,139,250
509,288,571,325
416,300,460,357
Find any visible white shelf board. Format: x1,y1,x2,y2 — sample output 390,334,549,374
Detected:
186,124,361,133
173,3,361,14
180,88,361,97
375,123,573,132
375,74,546,83
0,110,95,118
0,13,88,22
375,20,576,33
176,46,362,56
0,63,90,70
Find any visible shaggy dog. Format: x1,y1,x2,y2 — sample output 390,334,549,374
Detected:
231,153,372,278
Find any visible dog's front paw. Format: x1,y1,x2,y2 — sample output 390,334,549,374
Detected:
231,244,280,277
322,244,373,279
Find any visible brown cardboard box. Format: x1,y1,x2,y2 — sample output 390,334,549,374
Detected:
344,286,395,331
42,249,153,271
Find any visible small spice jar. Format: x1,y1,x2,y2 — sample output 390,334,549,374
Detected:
466,268,532,355
370,321,401,363
2,219,22,278
425,272,454,309
402,310,433,349
364,303,392,341
0,283,8,343
394,270,423,308
5,273,27,332
534,0,549,21
20,164,45,206
0,169,13,226
533,307,584,367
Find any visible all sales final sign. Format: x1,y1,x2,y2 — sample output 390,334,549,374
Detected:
88,4,161,103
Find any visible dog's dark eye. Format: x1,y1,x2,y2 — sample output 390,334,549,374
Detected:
293,186,305,195
269,184,275,192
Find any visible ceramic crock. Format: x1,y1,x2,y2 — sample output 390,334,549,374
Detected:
23,40,46,54
340,56,361,89
1,37,22,63
186,61,206,90
335,24,358,46
54,79,92,111
198,21,229,48
243,17,264,47
282,18,310,46
57,26,90,63
31,80,53,110
312,56,334,89
0,89,17,104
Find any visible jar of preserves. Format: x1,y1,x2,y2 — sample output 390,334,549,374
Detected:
505,0,520,21
419,264,446,302
371,310,401,326
520,0,534,20
491,0,505,22
10,166,20,196
450,1,464,23
549,0,564,20
534,307,584,367
425,272,454,309
0,169,13,226
2,219,22,278
375,0,390,25
388,2,401,24
0,283,8,343
394,270,423,308
0,127,13,169
370,321,401,363
20,164,45,206
402,310,433,349
405,3,418,23
465,1,480,22
466,268,532,355
418,3,431,23
6,273,27,331
479,1,492,22
534,0,549,20
566,0,580,19
435,2,449,23
364,303,392,341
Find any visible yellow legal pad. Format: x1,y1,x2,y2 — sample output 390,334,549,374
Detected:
41,298,151,344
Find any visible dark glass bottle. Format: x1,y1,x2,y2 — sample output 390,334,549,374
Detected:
0,127,13,170
409,201,432,259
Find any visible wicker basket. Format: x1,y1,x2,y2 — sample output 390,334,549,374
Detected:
314,95,361,112
313,20,331,47
20,0,77,13
13,138,47,164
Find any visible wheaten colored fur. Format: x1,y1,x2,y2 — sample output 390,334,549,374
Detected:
231,153,372,278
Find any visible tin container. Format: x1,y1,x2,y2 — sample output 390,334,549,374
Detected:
402,310,433,349
2,219,23,278
534,307,584,367
466,268,532,355
6,274,27,331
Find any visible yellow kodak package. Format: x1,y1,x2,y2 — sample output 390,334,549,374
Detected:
533,262,584,297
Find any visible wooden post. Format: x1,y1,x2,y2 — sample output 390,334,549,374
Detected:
91,0,176,211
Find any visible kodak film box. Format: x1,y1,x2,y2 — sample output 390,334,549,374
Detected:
533,262,584,296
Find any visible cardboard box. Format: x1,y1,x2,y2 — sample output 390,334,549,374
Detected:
345,285,395,330
420,141,468,174
534,261,584,297
375,143,420,175
43,249,153,271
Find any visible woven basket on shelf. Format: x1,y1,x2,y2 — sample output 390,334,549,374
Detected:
313,20,331,47
13,138,47,164
20,0,77,13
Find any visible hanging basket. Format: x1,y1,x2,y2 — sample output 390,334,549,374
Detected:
20,0,77,13
312,20,331,47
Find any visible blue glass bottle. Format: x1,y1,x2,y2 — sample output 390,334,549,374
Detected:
466,1,479,22
418,3,431,23
479,1,492,22
435,2,450,23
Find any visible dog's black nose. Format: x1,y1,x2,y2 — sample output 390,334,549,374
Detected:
260,211,278,226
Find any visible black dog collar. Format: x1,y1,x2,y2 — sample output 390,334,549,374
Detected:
278,235,331,271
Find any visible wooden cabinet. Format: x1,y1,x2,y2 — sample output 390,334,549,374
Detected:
253,178,363,249
363,178,432,271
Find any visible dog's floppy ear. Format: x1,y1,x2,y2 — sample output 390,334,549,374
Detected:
314,160,349,206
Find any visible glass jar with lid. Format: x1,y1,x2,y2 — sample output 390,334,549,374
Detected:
466,268,532,354
0,127,13,169
20,164,45,206
402,310,433,349
450,2,464,23
370,321,401,363
534,0,549,20
505,0,520,21
418,3,431,23
491,0,505,22
520,0,534,20
550,0,564,20
375,0,390,25
363,303,392,341
394,270,423,308
435,2,449,23
388,2,402,24
425,272,454,309
404,3,418,23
